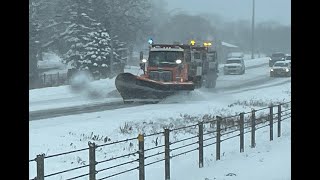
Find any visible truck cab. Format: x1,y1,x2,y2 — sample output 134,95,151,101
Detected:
139,43,219,88
269,52,286,67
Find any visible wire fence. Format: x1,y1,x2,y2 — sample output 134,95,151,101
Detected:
29,102,291,180
30,71,111,89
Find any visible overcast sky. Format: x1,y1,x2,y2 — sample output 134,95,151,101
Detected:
164,0,291,25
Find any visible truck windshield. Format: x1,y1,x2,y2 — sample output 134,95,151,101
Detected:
274,62,288,67
227,60,241,64
272,53,285,57
148,51,184,67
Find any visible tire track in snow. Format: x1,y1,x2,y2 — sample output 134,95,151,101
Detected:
29,101,144,121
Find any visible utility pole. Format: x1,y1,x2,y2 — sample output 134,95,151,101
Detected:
251,0,255,59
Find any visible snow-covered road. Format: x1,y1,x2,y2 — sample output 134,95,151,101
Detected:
29,57,289,121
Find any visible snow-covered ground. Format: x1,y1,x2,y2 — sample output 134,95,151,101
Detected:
29,66,143,111
29,79,290,180
29,56,290,180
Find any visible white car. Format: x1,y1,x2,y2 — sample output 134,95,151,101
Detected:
223,58,245,75
284,55,291,63
270,60,291,77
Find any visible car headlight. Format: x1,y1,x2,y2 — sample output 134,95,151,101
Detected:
141,59,147,63
176,59,182,64
270,69,274,72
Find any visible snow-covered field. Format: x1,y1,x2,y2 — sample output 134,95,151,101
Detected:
29,56,290,180
29,83,290,179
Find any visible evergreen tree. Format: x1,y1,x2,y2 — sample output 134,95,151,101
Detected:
62,0,99,69
81,29,127,78
82,29,111,78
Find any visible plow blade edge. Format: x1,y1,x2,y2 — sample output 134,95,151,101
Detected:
115,73,194,103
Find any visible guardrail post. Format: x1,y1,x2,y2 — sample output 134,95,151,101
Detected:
138,134,145,180
278,104,282,137
198,121,204,168
239,113,244,153
269,105,274,141
36,154,45,180
216,116,221,160
251,110,256,148
88,142,96,180
164,129,170,180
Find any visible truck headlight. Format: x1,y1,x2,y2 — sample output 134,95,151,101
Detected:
285,68,289,72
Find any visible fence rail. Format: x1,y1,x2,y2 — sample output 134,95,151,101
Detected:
29,102,291,180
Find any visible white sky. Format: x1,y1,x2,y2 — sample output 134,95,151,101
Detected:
164,0,291,25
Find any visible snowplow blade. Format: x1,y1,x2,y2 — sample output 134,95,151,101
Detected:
115,73,194,103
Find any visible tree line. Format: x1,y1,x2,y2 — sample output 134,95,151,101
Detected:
29,0,291,84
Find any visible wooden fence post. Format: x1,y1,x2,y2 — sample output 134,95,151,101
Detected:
216,116,221,160
138,134,145,180
251,110,256,148
50,74,53,86
36,154,45,180
269,105,274,141
164,129,170,180
239,113,244,153
43,74,46,87
198,121,204,168
88,142,96,180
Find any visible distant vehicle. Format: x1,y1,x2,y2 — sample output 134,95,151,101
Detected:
269,52,286,67
224,57,245,75
284,55,291,61
270,60,291,77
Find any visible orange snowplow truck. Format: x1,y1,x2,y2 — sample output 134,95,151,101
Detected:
115,42,219,103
